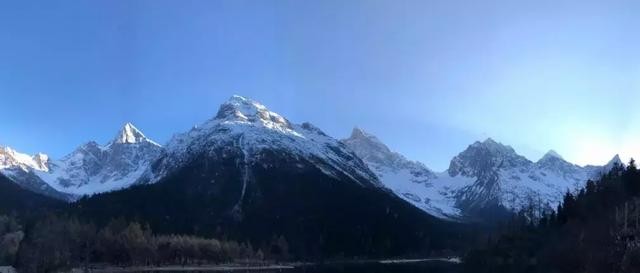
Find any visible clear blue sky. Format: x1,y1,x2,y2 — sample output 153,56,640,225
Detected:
1,0,638,171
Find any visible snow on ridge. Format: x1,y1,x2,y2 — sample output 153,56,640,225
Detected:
540,149,563,161
342,127,462,219
449,138,625,213
1,94,627,216
210,95,300,136
345,130,625,219
1,123,164,196
150,96,380,188
0,146,50,172
110,122,161,147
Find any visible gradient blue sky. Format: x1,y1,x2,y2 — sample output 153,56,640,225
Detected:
1,0,639,171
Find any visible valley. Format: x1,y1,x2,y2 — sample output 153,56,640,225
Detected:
0,96,630,273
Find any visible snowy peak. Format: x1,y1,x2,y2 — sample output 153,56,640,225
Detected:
112,122,159,146
449,138,530,177
214,95,293,130
604,154,624,170
534,149,581,178
32,153,49,171
541,149,563,161
474,138,517,155
343,127,393,160
349,127,380,142
609,154,622,164
0,146,49,172
342,127,446,217
536,150,568,166
30,123,164,196
153,96,380,188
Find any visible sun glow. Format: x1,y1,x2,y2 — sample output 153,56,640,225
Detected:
570,136,617,166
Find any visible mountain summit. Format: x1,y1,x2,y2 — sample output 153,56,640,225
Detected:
0,123,163,197
78,96,449,258
0,146,50,172
541,149,563,161
39,122,163,195
0,146,68,199
0,95,629,225
213,95,293,131
341,127,460,218
344,129,627,220
448,138,530,178
147,95,379,187
113,122,159,146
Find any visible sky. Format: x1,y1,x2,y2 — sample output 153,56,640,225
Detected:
1,0,639,171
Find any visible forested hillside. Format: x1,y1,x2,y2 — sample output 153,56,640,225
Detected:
0,174,62,215
465,160,640,273
70,154,475,260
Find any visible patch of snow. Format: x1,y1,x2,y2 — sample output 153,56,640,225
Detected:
146,95,380,190
0,146,50,172
343,127,468,220
2,123,164,196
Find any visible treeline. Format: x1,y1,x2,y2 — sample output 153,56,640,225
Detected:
464,161,640,273
2,214,290,273
0,215,23,266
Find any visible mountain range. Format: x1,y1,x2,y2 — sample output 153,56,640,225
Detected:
0,95,624,222
68,95,460,257
343,130,621,220
0,123,162,200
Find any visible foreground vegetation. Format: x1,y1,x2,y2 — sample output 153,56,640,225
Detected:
465,160,640,273
0,215,289,273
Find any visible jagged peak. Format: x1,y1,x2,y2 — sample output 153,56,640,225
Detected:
344,127,393,154
348,127,382,143
342,127,398,160
607,154,623,166
449,138,531,177
80,141,101,148
32,153,49,170
214,95,292,130
115,122,145,144
469,137,516,155
540,149,564,161
479,137,506,147
0,145,49,171
111,122,160,146
350,127,368,137
0,145,48,160
0,145,15,154
483,137,498,145
33,152,48,161
300,122,327,136
342,127,434,176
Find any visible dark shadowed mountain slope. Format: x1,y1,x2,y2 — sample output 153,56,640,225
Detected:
0,173,63,214
72,96,472,259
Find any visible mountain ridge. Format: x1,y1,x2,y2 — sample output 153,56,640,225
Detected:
0,95,628,224
70,95,464,258
0,122,163,198
344,128,624,220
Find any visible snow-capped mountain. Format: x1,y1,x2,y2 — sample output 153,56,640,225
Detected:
0,146,49,172
0,146,70,200
342,128,463,219
143,95,380,189
1,123,163,198
451,139,622,215
36,123,163,195
75,95,448,256
0,94,627,224
344,129,623,220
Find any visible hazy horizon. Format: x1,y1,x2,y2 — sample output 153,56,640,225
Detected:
1,0,638,170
